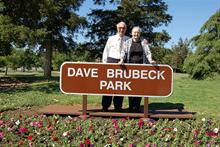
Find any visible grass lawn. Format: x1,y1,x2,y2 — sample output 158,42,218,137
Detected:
0,70,220,118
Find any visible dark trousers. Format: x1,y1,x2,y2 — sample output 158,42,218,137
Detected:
102,96,124,110
102,57,123,110
129,97,142,111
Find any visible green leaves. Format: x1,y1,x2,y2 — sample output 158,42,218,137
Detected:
184,9,220,79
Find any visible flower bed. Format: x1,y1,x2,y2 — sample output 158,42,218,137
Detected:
0,113,219,146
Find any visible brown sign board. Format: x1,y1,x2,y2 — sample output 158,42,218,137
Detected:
60,62,173,97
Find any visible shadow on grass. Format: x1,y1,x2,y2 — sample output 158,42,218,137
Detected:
148,102,184,110
0,76,60,94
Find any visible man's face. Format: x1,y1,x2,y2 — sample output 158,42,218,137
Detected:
132,28,141,40
117,24,126,37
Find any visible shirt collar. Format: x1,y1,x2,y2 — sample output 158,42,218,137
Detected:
116,34,123,40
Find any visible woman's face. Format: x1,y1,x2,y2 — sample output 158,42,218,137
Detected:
132,28,141,40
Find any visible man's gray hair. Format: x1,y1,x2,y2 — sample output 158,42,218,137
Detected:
132,26,142,33
116,21,127,28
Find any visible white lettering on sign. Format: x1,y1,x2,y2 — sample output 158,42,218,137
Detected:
100,80,131,91
68,68,98,78
106,69,165,80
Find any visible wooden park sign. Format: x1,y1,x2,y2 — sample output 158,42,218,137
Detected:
60,62,173,97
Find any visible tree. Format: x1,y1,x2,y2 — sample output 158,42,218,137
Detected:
0,0,86,78
184,9,220,79
170,38,190,72
87,0,172,60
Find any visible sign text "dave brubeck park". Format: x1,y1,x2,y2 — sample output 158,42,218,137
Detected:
60,62,173,97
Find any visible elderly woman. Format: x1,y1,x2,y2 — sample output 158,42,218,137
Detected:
120,26,156,113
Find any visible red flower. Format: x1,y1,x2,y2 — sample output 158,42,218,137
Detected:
206,131,218,137
85,139,91,145
193,129,199,138
121,118,128,121
0,132,3,139
114,125,120,133
19,141,24,145
53,136,58,141
194,141,202,146
88,126,93,132
19,114,23,120
138,119,144,128
28,135,33,141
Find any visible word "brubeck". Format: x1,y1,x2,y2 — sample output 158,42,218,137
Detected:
107,69,165,80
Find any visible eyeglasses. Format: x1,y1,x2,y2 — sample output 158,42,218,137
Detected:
118,27,126,29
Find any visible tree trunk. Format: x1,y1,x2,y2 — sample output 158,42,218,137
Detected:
44,47,52,78
5,66,8,75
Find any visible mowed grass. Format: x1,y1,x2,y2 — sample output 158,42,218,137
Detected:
0,70,220,118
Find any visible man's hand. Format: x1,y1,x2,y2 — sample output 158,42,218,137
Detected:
150,60,156,64
118,59,124,65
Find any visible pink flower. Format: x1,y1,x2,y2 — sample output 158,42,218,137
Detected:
47,126,53,132
30,121,43,128
19,127,28,133
37,121,43,128
112,119,117,124
77,126,82,133
0,132,3,139
30,122,38,127
128,144,133,147
145,143,150,147
0,120,3,125
206,131,218,137
29,142,33,147
80,142,84,147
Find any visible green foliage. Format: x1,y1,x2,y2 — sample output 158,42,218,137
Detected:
184,9,220,79
53,52,70,71
0,56,6,67
0,0,87,77
3,48,39,71
169,38,190,72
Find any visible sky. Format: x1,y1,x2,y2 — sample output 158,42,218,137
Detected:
77,0,220,48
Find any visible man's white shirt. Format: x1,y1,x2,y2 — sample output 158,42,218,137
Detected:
102,34,129,63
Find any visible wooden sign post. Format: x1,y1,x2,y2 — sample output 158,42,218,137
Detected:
60,62,173,118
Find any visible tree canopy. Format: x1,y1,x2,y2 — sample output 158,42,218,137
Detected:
0,0,86,78
184,9,220,79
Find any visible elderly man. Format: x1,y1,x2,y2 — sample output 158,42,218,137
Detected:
102,21,129,112
120,26,156,112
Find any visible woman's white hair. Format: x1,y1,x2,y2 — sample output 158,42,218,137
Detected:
132,26,142,33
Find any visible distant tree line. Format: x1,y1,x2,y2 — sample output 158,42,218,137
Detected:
0,0,219,79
